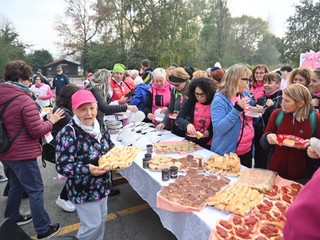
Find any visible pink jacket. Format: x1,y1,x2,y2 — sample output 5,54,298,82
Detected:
283,168,320,239
0,83,53,161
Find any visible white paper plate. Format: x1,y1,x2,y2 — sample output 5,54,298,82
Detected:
245,111,262,118
130,111,145,122
154,108,165,119
155,116,164,122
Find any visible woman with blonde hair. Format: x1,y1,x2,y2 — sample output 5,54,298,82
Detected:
211,64,255,167
288,67,312,88
144,68,172,124
260,84,320,181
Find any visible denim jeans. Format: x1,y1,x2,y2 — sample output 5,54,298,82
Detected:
1,159,51,235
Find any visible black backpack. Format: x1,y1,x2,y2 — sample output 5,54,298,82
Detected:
0,95,25,153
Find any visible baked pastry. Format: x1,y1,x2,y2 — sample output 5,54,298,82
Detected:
283,138,295,146
42,107,52,114
195,131,203,139
205,152,241,175
98,146,140,170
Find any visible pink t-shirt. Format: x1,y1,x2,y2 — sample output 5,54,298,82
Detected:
193,102,212,145
193,102,211,132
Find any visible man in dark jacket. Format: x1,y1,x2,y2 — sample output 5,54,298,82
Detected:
52,65,70,98
140,59,153,85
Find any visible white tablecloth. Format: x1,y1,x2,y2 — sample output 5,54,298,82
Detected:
112,132,239,240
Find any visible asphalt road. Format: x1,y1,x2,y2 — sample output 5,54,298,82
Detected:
0,159,177,240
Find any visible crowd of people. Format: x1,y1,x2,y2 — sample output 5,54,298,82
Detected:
1,58,320,239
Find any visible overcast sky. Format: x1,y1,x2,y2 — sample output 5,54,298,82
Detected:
1,0,301,58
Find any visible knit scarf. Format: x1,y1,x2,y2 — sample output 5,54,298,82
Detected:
6,81,36,99
5,81,41,111
73,115,102,143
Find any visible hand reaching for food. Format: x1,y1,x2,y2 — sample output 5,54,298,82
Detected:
127,105,138,112
156,123,165,131
147,113,155,120
187,124,196,135
160,107,168,114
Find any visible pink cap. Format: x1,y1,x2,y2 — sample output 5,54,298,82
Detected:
87,72,93,78
72,90,97,109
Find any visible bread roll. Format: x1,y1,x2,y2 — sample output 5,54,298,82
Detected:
283,138,295,146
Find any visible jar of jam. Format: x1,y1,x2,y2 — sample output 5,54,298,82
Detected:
146,144,153,154
170,166,178,179
144,153,152,160
161,168,170,181
142,158,149,169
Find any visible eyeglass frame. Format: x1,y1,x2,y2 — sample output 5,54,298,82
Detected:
194,92,206,98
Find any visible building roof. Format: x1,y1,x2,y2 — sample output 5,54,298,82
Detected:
44,59,79,67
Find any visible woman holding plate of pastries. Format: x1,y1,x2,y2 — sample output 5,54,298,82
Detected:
260,84,320,183
55,90,114,240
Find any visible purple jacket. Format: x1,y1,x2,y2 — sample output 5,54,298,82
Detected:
283,168,320,239
0,83,53,160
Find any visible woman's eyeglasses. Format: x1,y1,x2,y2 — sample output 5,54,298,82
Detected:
241,78,250,83
255,72,265,75
195,92,206,97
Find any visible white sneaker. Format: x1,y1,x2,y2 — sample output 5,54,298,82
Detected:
56,197,76,212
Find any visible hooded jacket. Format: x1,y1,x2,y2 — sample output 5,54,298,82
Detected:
0,83,53,160
131,83,150,111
